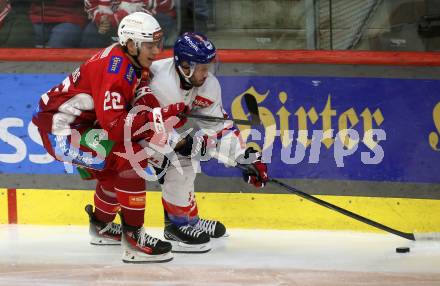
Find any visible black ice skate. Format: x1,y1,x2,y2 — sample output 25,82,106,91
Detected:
164,223,211,253
85,204,121,245
193,218,228,238
121,215,173,263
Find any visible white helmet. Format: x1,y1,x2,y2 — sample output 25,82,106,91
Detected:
118,12,162,48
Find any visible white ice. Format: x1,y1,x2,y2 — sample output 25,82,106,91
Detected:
1,225,440,286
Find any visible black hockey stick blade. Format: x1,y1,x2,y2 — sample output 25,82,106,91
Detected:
244,93,261,125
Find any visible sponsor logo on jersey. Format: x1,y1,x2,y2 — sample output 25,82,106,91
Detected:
108,56,123,74
193,95,213,108
125,64,135,84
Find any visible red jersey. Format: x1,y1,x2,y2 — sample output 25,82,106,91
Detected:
32,44,159,142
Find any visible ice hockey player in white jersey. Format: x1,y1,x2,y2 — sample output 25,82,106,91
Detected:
147,32,269,253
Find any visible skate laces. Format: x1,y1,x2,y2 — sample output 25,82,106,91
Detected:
194,219,217,236
99,222,122,235
179,225,204,238
137,228,159,247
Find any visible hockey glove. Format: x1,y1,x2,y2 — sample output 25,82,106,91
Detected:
147,103,188,132
240,147,268,188
175,134,216,159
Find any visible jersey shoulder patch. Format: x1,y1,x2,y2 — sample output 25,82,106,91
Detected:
107,56,123,74
124,64,135,84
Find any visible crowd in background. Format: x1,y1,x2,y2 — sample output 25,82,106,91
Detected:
0,0,209,48
1,0,439,51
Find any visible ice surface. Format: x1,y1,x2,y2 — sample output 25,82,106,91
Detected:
1,225,440,285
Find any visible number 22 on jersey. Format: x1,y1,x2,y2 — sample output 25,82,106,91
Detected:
103,91,124,111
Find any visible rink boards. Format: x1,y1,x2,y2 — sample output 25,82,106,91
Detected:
1,188,440,233
1,73,440,184
1,57,440,232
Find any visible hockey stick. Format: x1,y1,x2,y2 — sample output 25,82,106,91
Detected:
204,96,438,241
211,150,439,241
272,178,440,241
268,178,439,241
267,178,417,240
235,164,414,240
185,93,261,126
185,114,253,125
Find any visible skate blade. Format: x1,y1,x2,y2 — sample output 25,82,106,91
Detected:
169,240,212,253
122,250,174,263
90,237,121,245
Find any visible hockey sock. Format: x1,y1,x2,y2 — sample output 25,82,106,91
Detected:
162,198,199,226
115,176,146,227
93,182,119,223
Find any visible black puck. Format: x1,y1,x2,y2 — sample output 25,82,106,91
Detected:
396,247,410,253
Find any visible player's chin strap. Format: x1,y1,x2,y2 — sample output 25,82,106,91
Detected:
176,64,194,90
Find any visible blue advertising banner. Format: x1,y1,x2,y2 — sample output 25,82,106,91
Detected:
203,76,440,183
1,74,440,183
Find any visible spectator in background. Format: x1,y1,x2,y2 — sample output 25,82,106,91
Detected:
29,0,88,48
81,0,177,48
0,0,11,28
153,0,177,47
0,0,34,47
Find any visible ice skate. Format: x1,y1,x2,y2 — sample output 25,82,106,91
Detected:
85,204,121,245
194,218,228,238
164,223,211,253
121,215,173,263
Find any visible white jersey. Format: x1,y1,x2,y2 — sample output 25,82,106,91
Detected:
149,58,245,161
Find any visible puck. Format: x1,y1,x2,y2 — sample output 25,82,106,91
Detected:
396,247,410,253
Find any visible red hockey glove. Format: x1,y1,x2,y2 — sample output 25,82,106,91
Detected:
240,147,268,188
147,103,188,132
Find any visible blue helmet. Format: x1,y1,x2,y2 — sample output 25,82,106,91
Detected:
173,32,216,67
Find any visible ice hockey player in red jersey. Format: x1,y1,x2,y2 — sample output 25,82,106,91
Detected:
32,12,186,263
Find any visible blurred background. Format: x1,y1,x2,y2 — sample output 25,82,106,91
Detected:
0,0,439,50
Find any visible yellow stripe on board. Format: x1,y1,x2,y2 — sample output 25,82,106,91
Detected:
0,189,7,224
10,188,440,232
